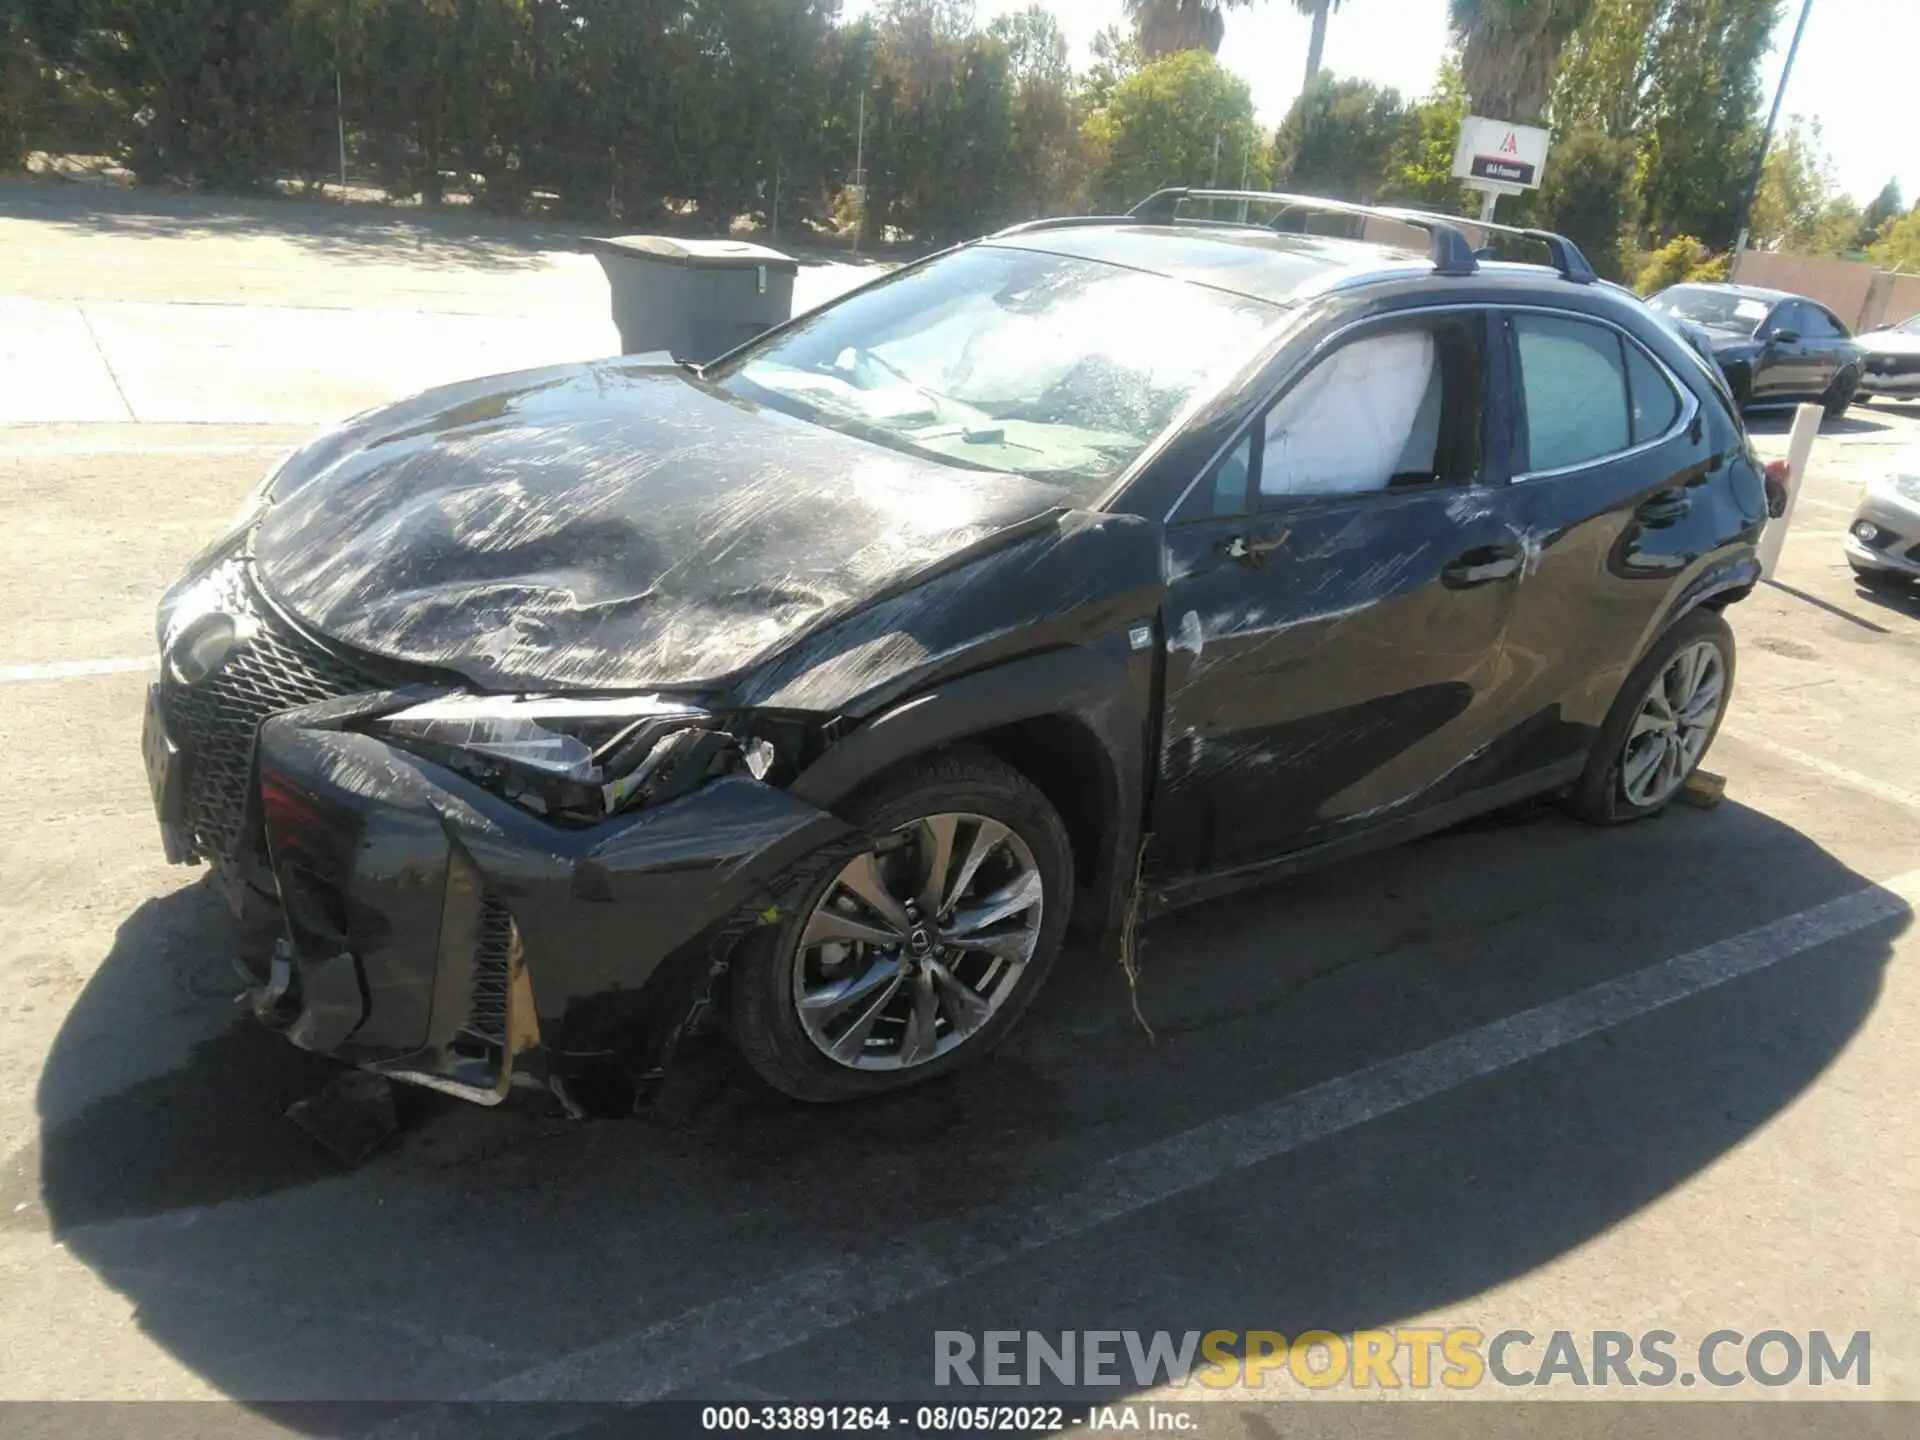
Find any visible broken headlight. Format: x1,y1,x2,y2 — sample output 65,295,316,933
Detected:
367,693,770,824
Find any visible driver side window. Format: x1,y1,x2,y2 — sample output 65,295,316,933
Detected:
1184,315,1484,520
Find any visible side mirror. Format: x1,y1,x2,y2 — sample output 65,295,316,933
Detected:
1769,328,1801,345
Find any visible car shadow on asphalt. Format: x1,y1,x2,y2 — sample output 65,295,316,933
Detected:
1850,575,1920,621
11,797,1909,1415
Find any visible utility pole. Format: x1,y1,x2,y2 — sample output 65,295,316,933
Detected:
334,21,348,191
1731,0,1816,270
851,90,865,257
1210,128,1221,188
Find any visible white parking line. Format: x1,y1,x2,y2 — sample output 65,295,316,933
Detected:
0,657,154,684
381,869,1918,1422
1722,726,1920,815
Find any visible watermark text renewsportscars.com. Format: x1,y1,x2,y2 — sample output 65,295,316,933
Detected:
934,1329,1871,1390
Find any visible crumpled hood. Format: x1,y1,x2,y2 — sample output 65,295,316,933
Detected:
252,360,1065,694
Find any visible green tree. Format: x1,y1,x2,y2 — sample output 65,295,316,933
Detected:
990,5,1089,218
1869,210,1920,272
1633,0,1777,249
1084,49,1265,211
1447,0,1596,124
1551,0,1659,137
1084,23,1144,108
1271,74,1406,203
1550,0,1779,249
1530,128,1637,279
1635,234,1726,293
1745,117,1868,255
26,0,342,189
1856,179,1905,249
1391,61,1470,209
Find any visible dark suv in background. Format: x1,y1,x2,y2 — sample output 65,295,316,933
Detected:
145,190,1768,1111
1649,281,1864,416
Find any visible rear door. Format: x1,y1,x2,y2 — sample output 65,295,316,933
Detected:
1490,308,1720,778
1151,310,1532,873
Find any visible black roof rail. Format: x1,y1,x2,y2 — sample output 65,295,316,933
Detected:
1128,187,1480,278
1371,206,1598,284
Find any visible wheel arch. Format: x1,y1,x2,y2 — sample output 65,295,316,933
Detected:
1631,550,1759,672
787,641,1150,937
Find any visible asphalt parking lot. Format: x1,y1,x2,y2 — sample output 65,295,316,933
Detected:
2,182,1918,1433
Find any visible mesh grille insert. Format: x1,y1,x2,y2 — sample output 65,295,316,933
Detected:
163,568,379,862
465,898,516,1049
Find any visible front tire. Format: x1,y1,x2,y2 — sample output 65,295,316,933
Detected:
728,748,1073,1103
1568,608,1735,825
1824,366,1861,418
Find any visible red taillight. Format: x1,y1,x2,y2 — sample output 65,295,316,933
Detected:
1764,459,1791,483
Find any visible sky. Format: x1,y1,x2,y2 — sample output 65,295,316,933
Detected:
845,0,1914,206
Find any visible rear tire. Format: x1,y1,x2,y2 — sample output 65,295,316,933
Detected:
1567,608,1735,826
728,748,1073,1103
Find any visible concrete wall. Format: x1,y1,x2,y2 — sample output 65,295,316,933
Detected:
1733,251,1920,334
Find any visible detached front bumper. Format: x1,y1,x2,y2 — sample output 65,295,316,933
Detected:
151,698,849,1103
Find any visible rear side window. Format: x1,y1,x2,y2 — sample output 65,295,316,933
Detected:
1623,341,1681,443
1514,315,1630,472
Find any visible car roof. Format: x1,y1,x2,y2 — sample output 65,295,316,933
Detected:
986,222,1431,305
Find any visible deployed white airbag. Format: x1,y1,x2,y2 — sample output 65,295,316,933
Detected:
1261,330,1437,497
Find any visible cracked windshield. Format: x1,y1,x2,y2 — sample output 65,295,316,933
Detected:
714,244,1277,497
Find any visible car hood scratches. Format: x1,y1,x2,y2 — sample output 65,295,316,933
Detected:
250,359,1068,693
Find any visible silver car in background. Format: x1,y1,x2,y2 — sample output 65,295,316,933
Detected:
1856,313,1920,404
1847,444,1920,586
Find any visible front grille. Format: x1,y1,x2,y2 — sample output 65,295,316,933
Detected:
164,567,379,861
463,898,516,1049
1870,354,1920,376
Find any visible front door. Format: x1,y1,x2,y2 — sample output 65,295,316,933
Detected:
1151,311,1529,873
1758,301,1818,402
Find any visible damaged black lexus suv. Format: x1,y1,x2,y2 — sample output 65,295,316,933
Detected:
144,191,1767,1108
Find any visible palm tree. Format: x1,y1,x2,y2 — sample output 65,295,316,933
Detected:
1293,1,1348,89
1124,0,1230,58
1446,0,1595,123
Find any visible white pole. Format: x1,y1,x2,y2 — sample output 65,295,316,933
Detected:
1757,402,1823,581
1478,188,1497,224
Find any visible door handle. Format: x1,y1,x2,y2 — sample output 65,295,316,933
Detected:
1635,489,1691,525
1441,542,1524,588
1218,527,1288,566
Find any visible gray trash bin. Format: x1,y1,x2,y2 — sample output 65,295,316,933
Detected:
583,235,800,365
